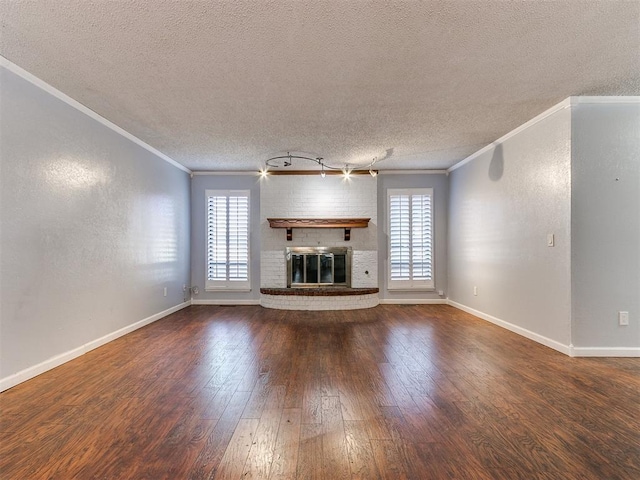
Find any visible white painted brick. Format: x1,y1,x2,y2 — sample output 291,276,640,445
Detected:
261,176,376,219
260,250,286,288
260,174,379,293
352,250,378,288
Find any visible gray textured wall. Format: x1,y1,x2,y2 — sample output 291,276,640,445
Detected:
190,174,261,302
448,108,572,347
571,102,640,349
377,173,448,301
0,67,191,379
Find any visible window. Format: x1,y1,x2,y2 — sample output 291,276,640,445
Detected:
388,188,434,290
206,190,250,291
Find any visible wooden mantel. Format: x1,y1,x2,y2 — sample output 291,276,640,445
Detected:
267,218,370,241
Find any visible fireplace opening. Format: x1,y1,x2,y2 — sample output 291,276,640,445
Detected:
286,247,352,287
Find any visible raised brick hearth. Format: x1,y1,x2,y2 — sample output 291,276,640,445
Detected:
260,287,379,310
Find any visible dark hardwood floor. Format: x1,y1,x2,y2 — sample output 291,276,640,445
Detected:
1,305,639,479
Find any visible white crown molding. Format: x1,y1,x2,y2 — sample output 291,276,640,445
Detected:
447,300,572,356
447,98,572,173
448,96,640,174
0,301,191,392
0,55,191,174
570,96,640,104
191,171,260,176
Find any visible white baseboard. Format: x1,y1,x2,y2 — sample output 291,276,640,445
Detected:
0,301,191,392
569,347,640,357
447,300,572,356
378,298,448,305
191,299,261,305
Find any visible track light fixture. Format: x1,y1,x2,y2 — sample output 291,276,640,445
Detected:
263,152,379,178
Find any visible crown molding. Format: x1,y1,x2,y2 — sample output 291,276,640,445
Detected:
1,55,191,174
447,98,572,173
448,96,640,174
191,171,259,176
570,96,640,104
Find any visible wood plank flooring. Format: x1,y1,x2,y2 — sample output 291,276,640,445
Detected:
1,305,639,479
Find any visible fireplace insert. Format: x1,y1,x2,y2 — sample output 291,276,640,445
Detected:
286,247,352,287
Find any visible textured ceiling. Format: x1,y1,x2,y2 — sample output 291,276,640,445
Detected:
1,1,639,171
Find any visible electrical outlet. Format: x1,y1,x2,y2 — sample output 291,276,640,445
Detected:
438,290,444,296
619,311,629,326
163,287,167,297
473,286,478,296
183,284,188,292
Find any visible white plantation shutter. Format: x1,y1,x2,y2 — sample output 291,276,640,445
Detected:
411,194,432,281
207,195,228,281
388,188,434,289
390,194,411,281
206,190,250,290
228,195,249,281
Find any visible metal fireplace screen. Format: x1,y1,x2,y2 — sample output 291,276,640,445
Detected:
286,247,352,287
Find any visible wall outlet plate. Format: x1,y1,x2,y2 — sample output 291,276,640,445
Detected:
619,311,629,326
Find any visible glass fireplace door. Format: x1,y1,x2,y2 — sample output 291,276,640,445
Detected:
287,247,351,287
319,254,334,284
305,255,319,283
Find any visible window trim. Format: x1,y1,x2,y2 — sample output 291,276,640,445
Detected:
387,188,435,291
205,189,251,292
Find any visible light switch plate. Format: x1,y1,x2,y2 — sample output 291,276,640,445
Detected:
547,234,555,247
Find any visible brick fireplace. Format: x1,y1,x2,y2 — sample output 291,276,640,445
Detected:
260,175,379,310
